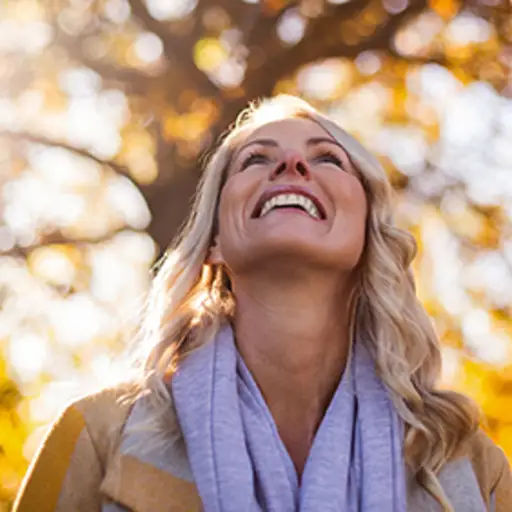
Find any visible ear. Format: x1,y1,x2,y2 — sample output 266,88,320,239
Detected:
207,234,224,265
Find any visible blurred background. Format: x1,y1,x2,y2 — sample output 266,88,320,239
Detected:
0,0,511,507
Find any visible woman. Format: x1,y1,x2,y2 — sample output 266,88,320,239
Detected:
14,95,511,512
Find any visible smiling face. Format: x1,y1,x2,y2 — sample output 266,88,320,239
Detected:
210,117,368,278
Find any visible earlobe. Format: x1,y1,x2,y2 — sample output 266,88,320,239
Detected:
207,235,224,265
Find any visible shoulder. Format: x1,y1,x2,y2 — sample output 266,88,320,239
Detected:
465,429,512,510
466,429,509,487
13,382,140,512
66,381,140,460
70,380,139,425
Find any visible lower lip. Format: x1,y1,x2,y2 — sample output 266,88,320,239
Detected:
259,207,321,220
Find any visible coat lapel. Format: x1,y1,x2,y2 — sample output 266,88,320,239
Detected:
100,453,202,512
100,397,202,512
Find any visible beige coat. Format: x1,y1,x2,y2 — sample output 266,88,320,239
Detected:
13,384,512,512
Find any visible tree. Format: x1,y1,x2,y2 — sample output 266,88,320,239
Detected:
0,0,511,507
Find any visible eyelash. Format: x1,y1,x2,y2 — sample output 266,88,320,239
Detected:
240,150,344,171
318,151,344,168
240,152,268,170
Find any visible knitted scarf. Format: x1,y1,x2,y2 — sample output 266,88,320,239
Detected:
171,323,407,512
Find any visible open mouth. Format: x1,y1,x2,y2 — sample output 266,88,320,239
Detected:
252,188,326,220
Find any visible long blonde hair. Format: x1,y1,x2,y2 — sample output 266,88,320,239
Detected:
132,95,479,510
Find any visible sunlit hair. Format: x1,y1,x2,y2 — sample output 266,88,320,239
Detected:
130,95,479,511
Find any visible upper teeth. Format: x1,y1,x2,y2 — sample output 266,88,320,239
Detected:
259,193,321,219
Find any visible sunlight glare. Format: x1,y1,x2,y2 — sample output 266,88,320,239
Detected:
29,247,77,288
445,13,491,45
146,0,198,21
104,0,131,23
276,10,306,46
9,332,49,381
134,32,164,63
105,176,151,230
49,294,113,347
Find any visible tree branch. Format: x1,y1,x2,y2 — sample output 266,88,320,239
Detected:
127,0,179,43
242,1,299,76
0,130,134,181
127,0,219,98
1,227,146,258
199,0,256,22
387,49,485,84
181,0,263,55
208,1,422,137
52,28,156,96
243,0,427,101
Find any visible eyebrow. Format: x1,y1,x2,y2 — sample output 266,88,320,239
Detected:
235,136,344,159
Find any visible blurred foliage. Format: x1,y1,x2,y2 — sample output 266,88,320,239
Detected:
0,0,512,507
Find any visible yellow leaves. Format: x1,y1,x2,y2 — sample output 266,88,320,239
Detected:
444,43,474,63
444,65,474,86
28,245,83,288
360,0,388,33
0,373,26,505
444,37,502,76
274,77,299,96
118,126,158,185
262,0,294,15
194,38,228,73
440,327,464,350
0,411,25,468
479,61,507,89
101,30,139,68
340,20,362,46
442,202,502,249
164,111,208,141
0,379,22,413
480,381,512,424
494,424,512,460
457,359,495,412
35,78,69,112
428,0,461,20
339,1,388,46
454,359,512,426
162,98,218,159
388,86,408,123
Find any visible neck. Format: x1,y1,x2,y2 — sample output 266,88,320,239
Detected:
231,268,354,472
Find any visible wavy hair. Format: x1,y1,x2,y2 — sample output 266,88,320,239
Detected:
131,95,479,511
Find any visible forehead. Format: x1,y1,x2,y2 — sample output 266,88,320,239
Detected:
241,117,333,147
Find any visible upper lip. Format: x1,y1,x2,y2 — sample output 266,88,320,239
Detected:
251,184,327,219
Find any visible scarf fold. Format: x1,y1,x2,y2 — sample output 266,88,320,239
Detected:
171,323,407,512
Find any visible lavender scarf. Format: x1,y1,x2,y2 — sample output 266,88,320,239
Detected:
171,323,407,512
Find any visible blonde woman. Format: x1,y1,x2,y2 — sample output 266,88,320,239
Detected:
14,96,511,512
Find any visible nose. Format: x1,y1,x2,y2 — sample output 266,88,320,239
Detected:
269,151,311,181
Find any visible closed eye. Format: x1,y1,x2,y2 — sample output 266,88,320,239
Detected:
240,152,269,171
241,150,345,171
315,151,344,170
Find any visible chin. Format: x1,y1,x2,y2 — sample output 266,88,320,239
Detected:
232,239,359,275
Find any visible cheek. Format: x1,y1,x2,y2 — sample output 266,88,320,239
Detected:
331,176,368,254
348,181,368,248
350,180,368,220
331,174,368,219
217,176,256,236
218,180,244,223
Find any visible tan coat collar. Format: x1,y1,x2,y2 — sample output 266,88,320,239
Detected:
101,453,202,512
100,397,202,512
